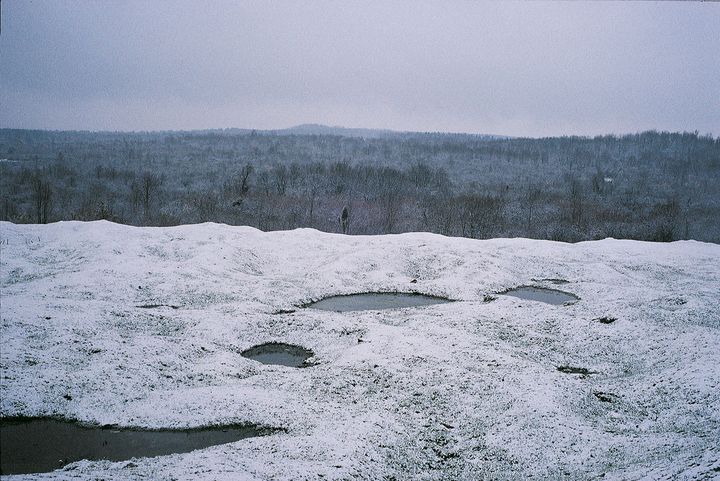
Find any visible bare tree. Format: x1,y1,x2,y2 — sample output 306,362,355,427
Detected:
239,163,253,196
458,193,504,238
30,172,52,223
523,184,542,232
306,183,318,225
256,170,272,197
274,165,288,195
227,163,254,207
191,192,219,220
568,177,584,225
141,172,163,218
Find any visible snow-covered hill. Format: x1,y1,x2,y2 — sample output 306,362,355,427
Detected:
1,221,719,480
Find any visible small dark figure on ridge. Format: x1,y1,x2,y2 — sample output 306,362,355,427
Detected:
340,205,350,234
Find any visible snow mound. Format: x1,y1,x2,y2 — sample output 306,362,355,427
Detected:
1,221,719,479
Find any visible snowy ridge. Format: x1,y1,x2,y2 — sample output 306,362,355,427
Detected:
1,221,719,480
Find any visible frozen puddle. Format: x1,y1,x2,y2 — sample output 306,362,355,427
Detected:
306,293,452,312
0,418,277,475
502,286,578,305
241,342,314,367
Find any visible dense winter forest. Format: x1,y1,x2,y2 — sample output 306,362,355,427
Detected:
1,127,718,242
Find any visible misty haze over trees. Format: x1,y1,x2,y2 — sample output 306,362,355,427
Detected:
1,127,718,243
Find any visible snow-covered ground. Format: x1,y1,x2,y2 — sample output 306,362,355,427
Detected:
1,221,719,480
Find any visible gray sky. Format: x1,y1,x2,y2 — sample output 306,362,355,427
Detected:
1,1,718,137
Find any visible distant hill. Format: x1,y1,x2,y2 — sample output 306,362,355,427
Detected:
0,125,509,140
272,124,509,140
272,124,396,138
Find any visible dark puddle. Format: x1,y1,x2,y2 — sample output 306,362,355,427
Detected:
241,342,314,367
0,417,277,475
136,304,180,309
532,278,570,285
272,309,296,315
557,366,597,376
502,286,578,305
595,316,617,324
305,292,452,312
593,392,617,403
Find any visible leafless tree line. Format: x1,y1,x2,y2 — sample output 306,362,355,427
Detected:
1,129,718,242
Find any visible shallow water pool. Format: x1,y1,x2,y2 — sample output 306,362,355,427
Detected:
306,292,452,312
241,342,314,367
502,286,578,305
0,418,276,475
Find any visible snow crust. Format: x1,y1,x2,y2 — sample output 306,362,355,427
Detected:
1,221,719,480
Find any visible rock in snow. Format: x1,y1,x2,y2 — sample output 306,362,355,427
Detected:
1,221,719,480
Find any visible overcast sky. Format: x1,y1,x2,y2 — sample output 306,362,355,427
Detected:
1,1,718,137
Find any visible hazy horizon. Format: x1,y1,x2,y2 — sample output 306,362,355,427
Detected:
1,1,718,137
0,123,716,140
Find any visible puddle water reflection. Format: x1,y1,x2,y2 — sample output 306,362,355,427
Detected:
502,286,578,305
241,343,314,367
0,418,277,475
306,293,451,312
